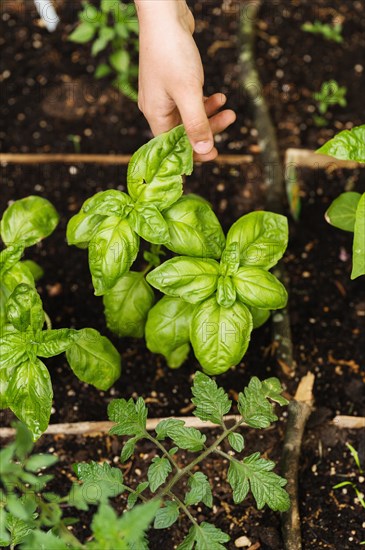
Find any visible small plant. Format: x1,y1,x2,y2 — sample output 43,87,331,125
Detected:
333,443,365,511
318,124,365,279
69,0,139,100
301,20,343,43
0,374,290,548
67,126,289,375
313,80,347,116
0,197,121,440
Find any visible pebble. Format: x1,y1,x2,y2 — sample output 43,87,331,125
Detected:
234,536,252,548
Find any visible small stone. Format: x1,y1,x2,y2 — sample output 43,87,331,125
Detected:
234,536,252,548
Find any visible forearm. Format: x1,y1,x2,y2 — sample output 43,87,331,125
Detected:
134,0,190,25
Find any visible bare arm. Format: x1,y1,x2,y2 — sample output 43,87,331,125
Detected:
134,0,236,161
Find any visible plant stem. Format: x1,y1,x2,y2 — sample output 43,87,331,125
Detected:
44,311,52,330
168,491,198,527
123,484,148,503
156,419,244,499
145,432,182,473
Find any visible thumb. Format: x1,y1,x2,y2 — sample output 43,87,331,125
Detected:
176,90,214,155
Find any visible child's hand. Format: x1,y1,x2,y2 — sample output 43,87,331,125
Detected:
135,1,236,161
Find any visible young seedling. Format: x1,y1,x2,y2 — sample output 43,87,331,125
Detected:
67,126,289,375
69,0,139,100
314,80,347,116
301,20,343,43
318,124,365,279
333,443,365,511
0,374,289,548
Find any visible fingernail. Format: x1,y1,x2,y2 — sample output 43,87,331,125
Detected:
194,140,213,154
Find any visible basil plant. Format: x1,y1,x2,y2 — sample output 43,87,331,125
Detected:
67,125,289,376
318,124,365,279
0,197,121,440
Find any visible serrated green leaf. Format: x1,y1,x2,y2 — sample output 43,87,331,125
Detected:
191,372,231,425
155,418,185,440
228,432,245,453
155,418,205,451
237,377,278,428
69,21,96,43
147,457,172,492
20,529,69,549
154,500,179,529
261,378,289,407
5,513,32,547
72,461,124,507
108,397,147,437
194,522,230,550
316,125,365,162
185,472,213,508
325,192,361,232
25,453,58,472
227,452,290,511
121,436,140,463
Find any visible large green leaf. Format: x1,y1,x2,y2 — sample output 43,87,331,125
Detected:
147,257,220,304
7,358,53,440
325,192,361,232
233,267,288,309
154,501,179,529
67,207,106,249
103,272,155,338
145,296,194,369
190,297,253,375
82,190,134,218
37,329,80,357
108,397,147,437
185,471,213,508
216,276,236,308
147,457,172,492
237,377,285,428
1,196,59,248
88,216,139,295
0,244,24,275
66,328,121,390
128,203,170,244
73,461,125,505
352,193,365,279
225,211,288,269
316,125,365,162
163,195,225,259
127,125,193,209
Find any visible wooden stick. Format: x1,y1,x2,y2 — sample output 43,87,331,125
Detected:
332,415,365,429
0,415,244,439
0,153,253,165
285,148,364,170
281,372,315,550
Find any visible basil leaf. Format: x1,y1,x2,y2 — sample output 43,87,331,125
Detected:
6,284,44,332
249,306,271,329
0,244,24,275
1,264,35,326
220,242,240,276
316,124,365,162
0,196,59,248
37,329,80,357
21,260,44,282
163,195,225,259
325,192,361,232
226,211,288,269
216,276,236,308
352,193,365,279
145,296,194,369
82,190,134,218
103,272,155,338
66,328,121,390
127,125,193,208
190,297,253,375
147,257,220,304
234,267,288,310
7,357,52,440
128,203,170,244
88,216,139,295
0,330,27,408
67,211,106,249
